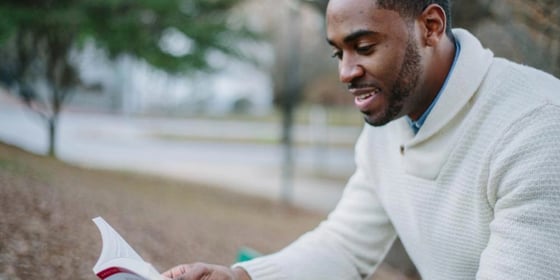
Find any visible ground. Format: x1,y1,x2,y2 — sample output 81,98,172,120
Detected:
0,142,324,279
0,142,420,280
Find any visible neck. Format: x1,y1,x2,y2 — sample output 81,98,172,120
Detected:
409,35,456,121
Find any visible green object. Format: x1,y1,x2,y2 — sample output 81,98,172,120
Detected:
236,247,262,262
0,0,256,73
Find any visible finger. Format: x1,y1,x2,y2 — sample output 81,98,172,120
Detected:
163,263,212,280
162,264,188,279
185,263,212,280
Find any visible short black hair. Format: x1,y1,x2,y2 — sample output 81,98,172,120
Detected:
375,0,453,38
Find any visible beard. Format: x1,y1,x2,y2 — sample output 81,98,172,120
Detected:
363,36,421,127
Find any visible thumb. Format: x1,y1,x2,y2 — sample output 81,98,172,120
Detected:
162,264,189,279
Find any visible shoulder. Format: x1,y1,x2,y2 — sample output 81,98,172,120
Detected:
469,57,560,141
485,58,560,105
479,61,560,159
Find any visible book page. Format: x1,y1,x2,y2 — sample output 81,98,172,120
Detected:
92,217,164,280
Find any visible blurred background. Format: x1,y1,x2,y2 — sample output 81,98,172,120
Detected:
0,0,558,279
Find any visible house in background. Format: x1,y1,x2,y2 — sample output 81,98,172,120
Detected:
68,39,274,117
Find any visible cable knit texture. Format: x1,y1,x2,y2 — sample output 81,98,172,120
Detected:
236,29,560,280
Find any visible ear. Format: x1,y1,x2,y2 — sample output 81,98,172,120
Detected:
418,4,447,47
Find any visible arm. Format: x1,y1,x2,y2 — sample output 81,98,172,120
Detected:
163,128,396,280
477,105,560,279
235,130,397,280
163,166,396,280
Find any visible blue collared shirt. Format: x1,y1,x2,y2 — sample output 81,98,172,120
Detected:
406,40,461,134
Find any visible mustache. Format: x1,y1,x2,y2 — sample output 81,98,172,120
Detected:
347,81,382,90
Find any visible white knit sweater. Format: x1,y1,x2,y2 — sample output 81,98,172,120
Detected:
236,29,560,280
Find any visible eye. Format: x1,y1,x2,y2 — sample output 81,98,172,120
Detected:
331,49,342,60
356,44,375,55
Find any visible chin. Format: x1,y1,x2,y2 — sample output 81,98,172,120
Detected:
363,115,392,127
362,103,404,127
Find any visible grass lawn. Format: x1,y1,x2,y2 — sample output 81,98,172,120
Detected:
0,142,324,279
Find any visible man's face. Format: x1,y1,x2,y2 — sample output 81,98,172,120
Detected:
326,0,423,126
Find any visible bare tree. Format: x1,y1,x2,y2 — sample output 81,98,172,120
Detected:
453,0,560,77
0,30,80,157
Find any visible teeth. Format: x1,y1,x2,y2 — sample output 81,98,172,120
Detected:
357,93,372,100
353,87,380,101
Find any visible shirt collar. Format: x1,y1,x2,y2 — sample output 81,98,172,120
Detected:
406,40,461,134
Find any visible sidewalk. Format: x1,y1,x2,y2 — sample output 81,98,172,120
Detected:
0,94,360,213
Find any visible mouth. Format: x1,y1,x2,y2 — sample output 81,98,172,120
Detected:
348,83,381,96
349,86,381,100
356,92,374,101
348,84,382,110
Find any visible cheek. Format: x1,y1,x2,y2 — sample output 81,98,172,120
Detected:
364,46,404,84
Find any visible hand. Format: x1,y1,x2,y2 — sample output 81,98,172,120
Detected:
163,263,251,280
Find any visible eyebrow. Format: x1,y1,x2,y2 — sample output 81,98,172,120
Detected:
327,29,380,46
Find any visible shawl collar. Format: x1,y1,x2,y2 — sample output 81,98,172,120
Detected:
400,29,494,179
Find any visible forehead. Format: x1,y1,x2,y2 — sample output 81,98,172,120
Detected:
326,0,408,44
327,0,378,23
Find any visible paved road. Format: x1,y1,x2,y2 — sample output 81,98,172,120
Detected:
0,95,362,213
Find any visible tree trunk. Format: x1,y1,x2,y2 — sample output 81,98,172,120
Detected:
280,0,302,205
47,116,57,158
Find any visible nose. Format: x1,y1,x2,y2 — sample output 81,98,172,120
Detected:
338,55,364,83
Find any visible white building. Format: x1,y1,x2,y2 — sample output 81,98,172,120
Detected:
70,36,274,116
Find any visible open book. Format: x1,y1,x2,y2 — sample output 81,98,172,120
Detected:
92,217,166,280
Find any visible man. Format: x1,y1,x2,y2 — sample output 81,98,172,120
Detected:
164,0,560,279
